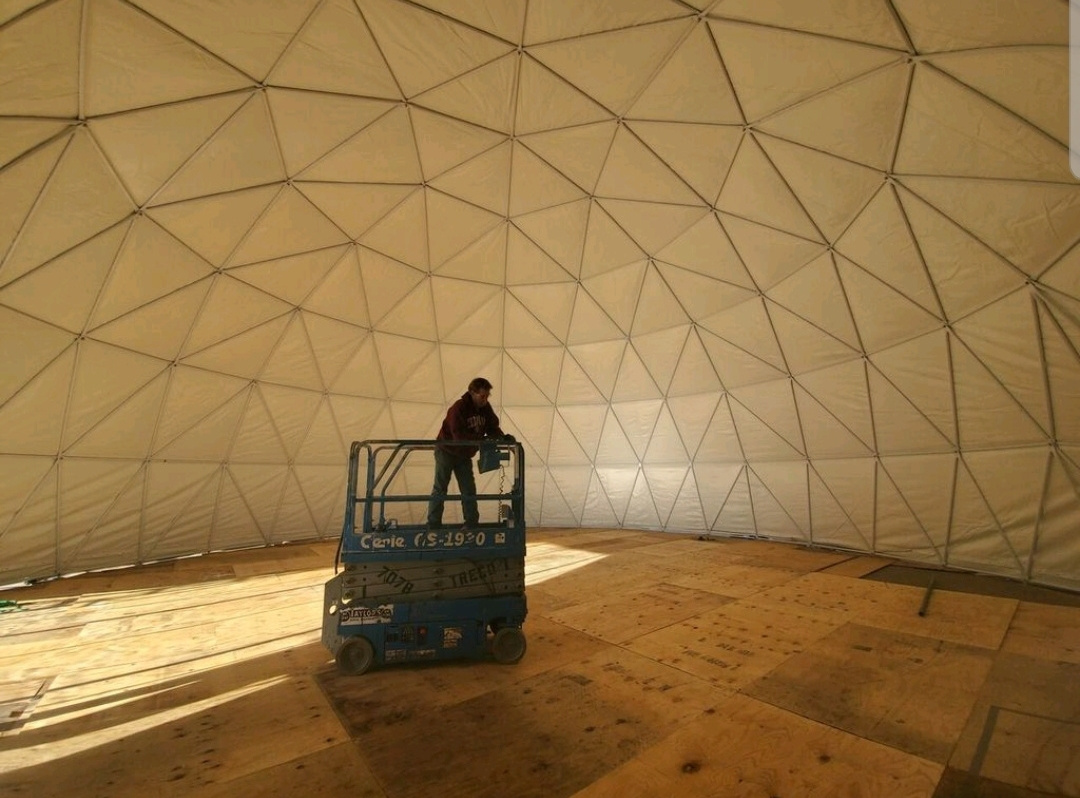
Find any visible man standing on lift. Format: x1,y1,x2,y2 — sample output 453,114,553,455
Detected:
427,377,515,529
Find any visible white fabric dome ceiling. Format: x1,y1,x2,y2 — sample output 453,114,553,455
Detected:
1,0,1079,589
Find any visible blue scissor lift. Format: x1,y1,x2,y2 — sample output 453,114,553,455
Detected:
321,439,527,675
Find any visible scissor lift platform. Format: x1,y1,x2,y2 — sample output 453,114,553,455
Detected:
322,439,527,675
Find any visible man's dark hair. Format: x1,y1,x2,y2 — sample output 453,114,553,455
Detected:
468,377,492,393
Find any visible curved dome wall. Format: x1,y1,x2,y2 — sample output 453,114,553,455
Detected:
1,0,1079,589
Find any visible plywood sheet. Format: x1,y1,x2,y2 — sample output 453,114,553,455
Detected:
950,652,1080,796
317,614,607,738
31,637,331,727
626,594,846,689
232,553,330,577
756,572,1017,649
1002,601,1080,665
686,537,855,572
540,529,666,552
546,582,732,644
574,693,943,798
196,741,386,797
933,767,1061,798
341,648,728,798
527,554,682,604
662,562,803,598
821,555,895,578
1,585,327,698
0,677,52,736
0,672,348,798
524,540,611,590
745,622,995,763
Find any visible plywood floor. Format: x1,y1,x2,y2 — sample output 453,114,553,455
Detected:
1,529,1079,798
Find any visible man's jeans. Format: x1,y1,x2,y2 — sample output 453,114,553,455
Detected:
427,448,478,527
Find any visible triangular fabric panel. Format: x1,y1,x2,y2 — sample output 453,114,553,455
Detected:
795,358,875,451
147,185,279,267
756,134,884,244
301,105,422,184
712,0,909,50
0,0,81,117
632,326,689,395
89,217,212,327
0,120,68,169
900,176,1080,278
896,64,1069,182
748,462,809,541
951,333,1049,448
629,21,742,124
518,121,617,191
879,453,956,554
566,341,625,399
430,143,512,217
928,47,1067,145
596,125,702,205
524,0,687,44
580,207,648,280
727,379,806,459
869,330,956,447
642,404,688,464
181,275,293,356
808,462,872,551
721,214,825,293
612,344,663,403
714,468,755,534
1,130,134,285
948,456,1028,578
528,20,690,116
692,462,743,528
267,0,400,98
63,339,168,447
709,20,901,123
717,136,821,241
66,371,170,458
897,188,1026,320
642,464,690,526
0,463,60,580
358,0,514,97
411,109,506,182
756,62,911,171
892,0,1066,64
1026,452,1080,590
83,0,251,116
0,347,76,455
952,291,1050,435
835,186,942,317
269,91,396,177
811,458,876,548
0,222,128,333
416,54,518,134
0,138,68,274
90,93,248,205
655,212,754,287
152,94,285,205
766,251,860,349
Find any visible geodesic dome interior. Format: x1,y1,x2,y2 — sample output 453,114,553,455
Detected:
2,0,1080,589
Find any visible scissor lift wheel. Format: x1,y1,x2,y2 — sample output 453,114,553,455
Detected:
492,627,526,664
337,636,375,675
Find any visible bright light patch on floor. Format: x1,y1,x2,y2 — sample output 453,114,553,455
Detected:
0,676,288,772
524,541,608,586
